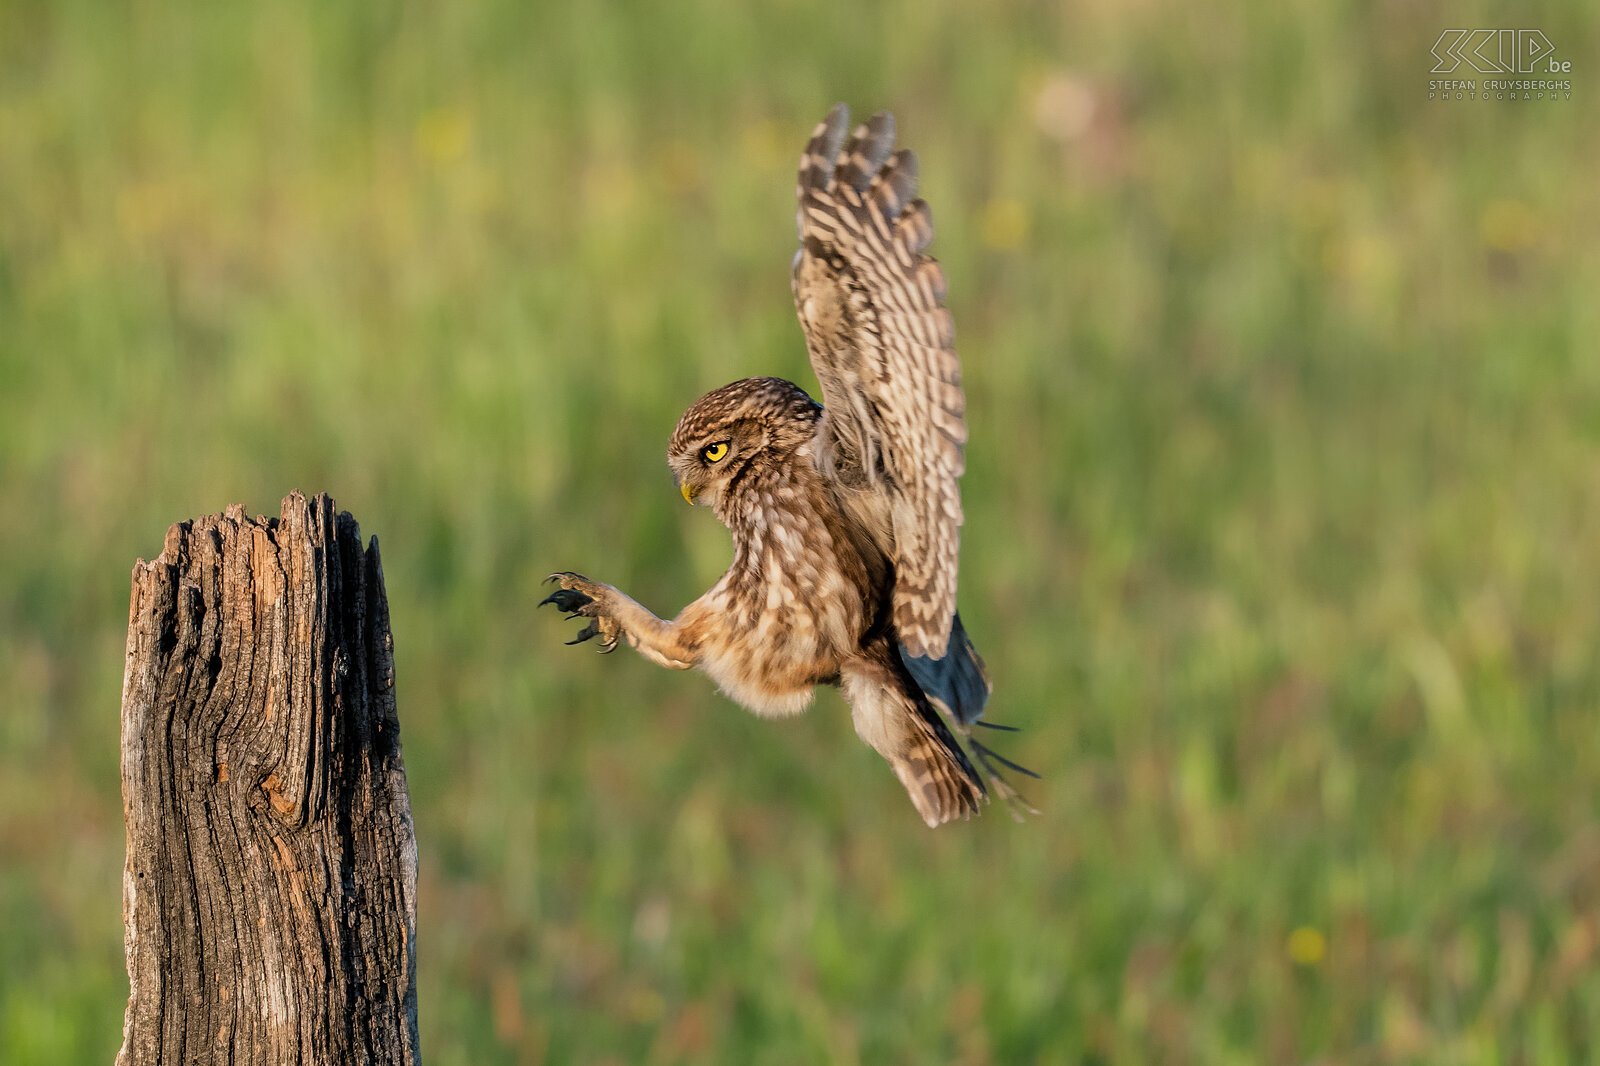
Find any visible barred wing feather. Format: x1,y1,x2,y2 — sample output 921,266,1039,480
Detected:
790,104,968,661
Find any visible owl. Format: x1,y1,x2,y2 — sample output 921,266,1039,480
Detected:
543,104,1035,826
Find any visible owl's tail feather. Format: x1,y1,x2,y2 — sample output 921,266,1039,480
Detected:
893,700,988,828
901,612,991,725
901,615,1038,820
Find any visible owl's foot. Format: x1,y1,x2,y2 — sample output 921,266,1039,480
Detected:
540,572,622,652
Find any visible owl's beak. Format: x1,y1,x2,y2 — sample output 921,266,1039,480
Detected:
680,481,700,505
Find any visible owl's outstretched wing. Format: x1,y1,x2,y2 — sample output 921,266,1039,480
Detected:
791,104,967,661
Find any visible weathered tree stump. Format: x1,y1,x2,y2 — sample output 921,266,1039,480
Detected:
118,492,418,1066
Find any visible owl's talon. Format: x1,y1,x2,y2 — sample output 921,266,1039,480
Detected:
543,572,624,650
540,588,594,614
565,616,622,650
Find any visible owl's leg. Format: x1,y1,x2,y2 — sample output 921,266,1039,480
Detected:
541,572,697,669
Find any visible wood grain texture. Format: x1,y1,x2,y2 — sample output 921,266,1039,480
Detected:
118,491,418,1066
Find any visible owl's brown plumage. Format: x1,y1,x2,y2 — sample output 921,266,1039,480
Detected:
792,105,967,662
544,106,1035,827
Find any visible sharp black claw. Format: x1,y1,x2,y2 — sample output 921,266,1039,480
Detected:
566,619,600,645
974,720,1022,732
540,588,594,613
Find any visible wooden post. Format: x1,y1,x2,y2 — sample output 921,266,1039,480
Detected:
117,492,419,1066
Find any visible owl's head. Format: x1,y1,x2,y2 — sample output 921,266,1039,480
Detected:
668,377,820,511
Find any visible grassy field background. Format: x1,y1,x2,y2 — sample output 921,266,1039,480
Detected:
3,0,1599,1061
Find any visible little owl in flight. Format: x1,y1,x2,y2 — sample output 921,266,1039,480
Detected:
543,104,1035,826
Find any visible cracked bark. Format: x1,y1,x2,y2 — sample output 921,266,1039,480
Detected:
118,492,419,1066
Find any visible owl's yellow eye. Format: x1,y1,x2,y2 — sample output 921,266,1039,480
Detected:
701,442,730,463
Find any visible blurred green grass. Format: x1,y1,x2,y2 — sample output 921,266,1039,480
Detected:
4,0,1600,1061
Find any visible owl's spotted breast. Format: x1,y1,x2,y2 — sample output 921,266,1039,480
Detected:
679,443,881,717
